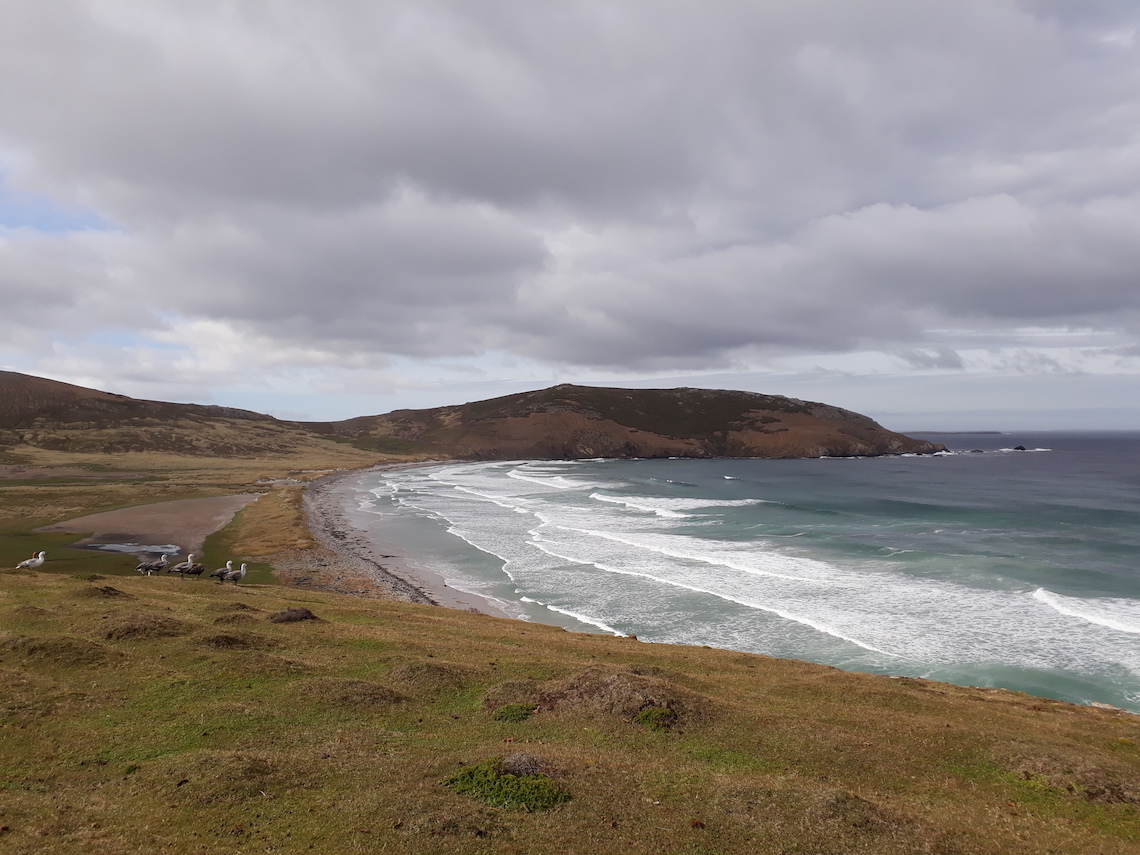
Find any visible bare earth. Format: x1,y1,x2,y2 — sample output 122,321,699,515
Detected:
37,493,260,555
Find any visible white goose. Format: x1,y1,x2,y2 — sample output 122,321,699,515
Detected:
15,551,46,570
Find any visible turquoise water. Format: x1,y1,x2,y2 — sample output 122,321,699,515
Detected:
351,432,1140,711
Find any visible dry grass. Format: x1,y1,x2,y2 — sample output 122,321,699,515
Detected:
0,568,1136,855
226,486,316,557
1,448,1138,853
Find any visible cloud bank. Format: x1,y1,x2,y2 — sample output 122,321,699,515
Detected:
1,1,1139,418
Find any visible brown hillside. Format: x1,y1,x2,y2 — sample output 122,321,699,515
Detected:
0,373,941,460
0,369,270,429
0,371,355,459
311,384,943,459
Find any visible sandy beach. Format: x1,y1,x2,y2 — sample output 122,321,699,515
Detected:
37,493,261,555
294,464,513,618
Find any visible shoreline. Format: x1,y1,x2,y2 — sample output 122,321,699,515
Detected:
288,462,514,618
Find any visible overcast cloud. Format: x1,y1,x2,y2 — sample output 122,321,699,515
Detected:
1,1,1139,426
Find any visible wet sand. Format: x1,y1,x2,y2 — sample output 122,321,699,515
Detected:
298,464,513,618
38,494,261,555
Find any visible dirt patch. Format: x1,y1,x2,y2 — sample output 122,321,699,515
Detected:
12,605,53,618
403,808,506,839
144,750,315,806
198,631,276,650
532,666,711,725
268,606,322,623
2,634,122,667
213,613,258,626
386,660,475,697
209,601,262,613
76,586,133,599
997,744,1140,804
103,615,193,641
302,677,406,708
812,790,906,832
481,679,540,711
233,652,310,676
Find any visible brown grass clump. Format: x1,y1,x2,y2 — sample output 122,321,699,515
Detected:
2,634,121,666
302,677,406,708
210,601,262,613
197,630,275,650
386,660,475,697
76,585,133,599
103,614,193,641
12,604,52,618
268,606,321,623
213,612,259,626
533,666,711,726
144,750,316,807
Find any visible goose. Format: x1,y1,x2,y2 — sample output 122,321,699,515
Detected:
135,553,169,576
15,551,46,570
169,554,207,579
209,560,234,581
221,563,248,585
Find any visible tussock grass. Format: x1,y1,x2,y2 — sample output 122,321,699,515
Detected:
0,569,1136,854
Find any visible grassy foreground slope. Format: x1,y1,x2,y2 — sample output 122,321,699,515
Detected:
1,569,1137,855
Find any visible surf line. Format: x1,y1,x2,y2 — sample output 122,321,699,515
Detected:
1032,588,1140,634
527,535,902,658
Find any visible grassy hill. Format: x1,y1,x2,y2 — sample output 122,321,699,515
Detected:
0,372,942,461
0,566,1136,854
310,384,944,459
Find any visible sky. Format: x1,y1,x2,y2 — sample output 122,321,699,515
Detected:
2,1,1140,431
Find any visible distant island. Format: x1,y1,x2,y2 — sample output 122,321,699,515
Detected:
0,372,942,460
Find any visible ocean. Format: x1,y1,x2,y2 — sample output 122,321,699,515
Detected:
351,432,1140,712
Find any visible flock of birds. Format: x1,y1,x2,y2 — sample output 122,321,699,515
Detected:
13,550,248,584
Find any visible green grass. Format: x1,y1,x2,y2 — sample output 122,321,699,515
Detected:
444,758,571,810
492,703,537,723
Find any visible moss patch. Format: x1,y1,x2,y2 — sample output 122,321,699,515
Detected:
444,757,570,811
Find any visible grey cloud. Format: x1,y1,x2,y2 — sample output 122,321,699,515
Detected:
1,0,1139,380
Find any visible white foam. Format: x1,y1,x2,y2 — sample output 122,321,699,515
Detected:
590,494,692,518
528,536,898,656
592,493,769,514
518,596,628,636
1033,589,1140,634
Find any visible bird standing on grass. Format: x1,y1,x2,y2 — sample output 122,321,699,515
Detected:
135,553,169,575
209,560,234,581
221,563,248,585
15,551,46,570
169,554,206,579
